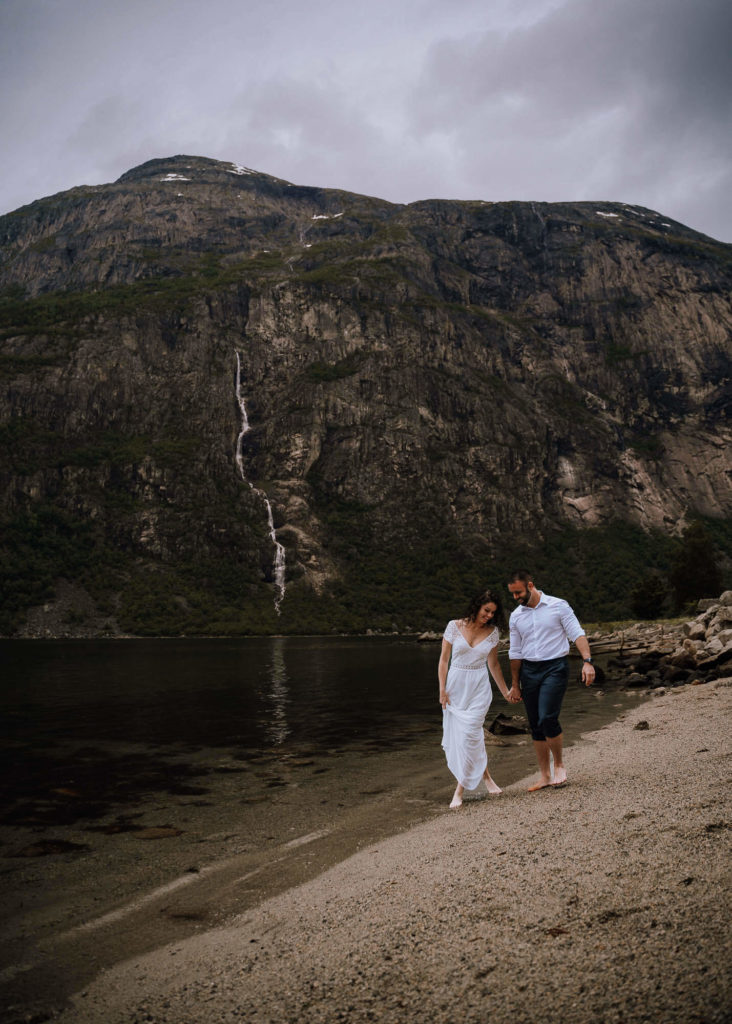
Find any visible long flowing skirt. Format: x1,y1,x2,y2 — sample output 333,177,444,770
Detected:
441,665,493,789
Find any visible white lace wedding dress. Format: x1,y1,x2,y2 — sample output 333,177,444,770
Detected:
441,619,499,789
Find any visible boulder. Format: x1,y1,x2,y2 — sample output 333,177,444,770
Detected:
634,651,664,672
667,646,697,669
712,606,732,628
703,637,725,658
488,713,530,736
697,638,732,668
683,621,707,641
720,591,732,607
609,656,636,668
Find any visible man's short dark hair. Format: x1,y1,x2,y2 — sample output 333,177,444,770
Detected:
509,570,533,584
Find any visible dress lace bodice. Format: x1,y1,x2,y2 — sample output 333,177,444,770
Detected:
443,619,499,670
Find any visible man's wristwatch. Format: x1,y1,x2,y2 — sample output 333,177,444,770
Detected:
583,658,593,663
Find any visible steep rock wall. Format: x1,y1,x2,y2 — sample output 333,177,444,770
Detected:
0,156,730,632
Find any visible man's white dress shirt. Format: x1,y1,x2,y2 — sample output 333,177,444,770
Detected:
508,592,585,662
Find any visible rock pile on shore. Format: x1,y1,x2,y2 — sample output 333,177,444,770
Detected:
601,591,732,691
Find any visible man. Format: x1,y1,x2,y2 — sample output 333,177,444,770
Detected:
507,570,595,790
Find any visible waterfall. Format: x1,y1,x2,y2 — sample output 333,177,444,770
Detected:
531,201,550,270
235,353,286,614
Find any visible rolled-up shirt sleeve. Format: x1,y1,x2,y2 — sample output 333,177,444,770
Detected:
559,601,584,643
508,617,523,660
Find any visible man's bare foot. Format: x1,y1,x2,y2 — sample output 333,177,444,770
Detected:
527,778,551,792
484,773,502,795
551,766,567,786
450,785,464,809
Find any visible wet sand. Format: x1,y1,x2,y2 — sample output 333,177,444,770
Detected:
17,677,731,1023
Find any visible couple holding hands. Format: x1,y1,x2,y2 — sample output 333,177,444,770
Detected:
438,570,596,809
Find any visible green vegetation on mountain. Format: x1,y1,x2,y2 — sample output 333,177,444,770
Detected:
0,156,730,635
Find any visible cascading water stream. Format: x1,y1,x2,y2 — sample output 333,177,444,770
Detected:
235,353,286,614
531,201,550,270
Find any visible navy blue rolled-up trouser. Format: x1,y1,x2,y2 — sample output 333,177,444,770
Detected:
520,656,569,741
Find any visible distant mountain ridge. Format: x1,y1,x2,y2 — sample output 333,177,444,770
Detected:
1,155,730,634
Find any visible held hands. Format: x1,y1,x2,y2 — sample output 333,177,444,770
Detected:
506,686,523,704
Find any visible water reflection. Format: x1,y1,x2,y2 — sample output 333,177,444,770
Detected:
0,639,647,835
0,639,629,760
264,638,290,746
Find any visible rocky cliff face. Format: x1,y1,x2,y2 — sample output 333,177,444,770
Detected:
1,155,730,634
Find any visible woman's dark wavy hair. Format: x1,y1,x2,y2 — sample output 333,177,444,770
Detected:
462,589,505,632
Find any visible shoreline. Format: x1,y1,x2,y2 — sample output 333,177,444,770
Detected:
49,676,732,1023
0,621,700,666
0,617,689,644
3,599,730,1022
0,679,644,1022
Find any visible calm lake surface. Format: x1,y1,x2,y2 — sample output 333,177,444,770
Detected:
0,637,650,1016
0,635,651,1011
1,636,641,824
2,637,443,753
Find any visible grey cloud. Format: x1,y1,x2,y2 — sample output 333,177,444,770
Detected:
407,0,732,237
219,77,423,201
419,0,732,126
67,97,148,154
0,0,730,240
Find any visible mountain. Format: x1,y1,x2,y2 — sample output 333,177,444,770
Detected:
1,155,730,635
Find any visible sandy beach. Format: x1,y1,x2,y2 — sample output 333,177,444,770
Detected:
47,676,731,1024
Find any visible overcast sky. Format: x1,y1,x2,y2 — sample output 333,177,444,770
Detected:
2,0,731,241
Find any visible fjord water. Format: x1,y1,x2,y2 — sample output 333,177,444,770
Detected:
0,637,647,1010
1,636,641,846
2,637,446,754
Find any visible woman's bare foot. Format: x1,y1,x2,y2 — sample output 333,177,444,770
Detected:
450,784,464,809
483,771,502,795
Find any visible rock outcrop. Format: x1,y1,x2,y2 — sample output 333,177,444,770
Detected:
599,592,732,690
1,156,730,634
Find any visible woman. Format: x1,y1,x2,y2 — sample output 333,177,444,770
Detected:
439,589,511,809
